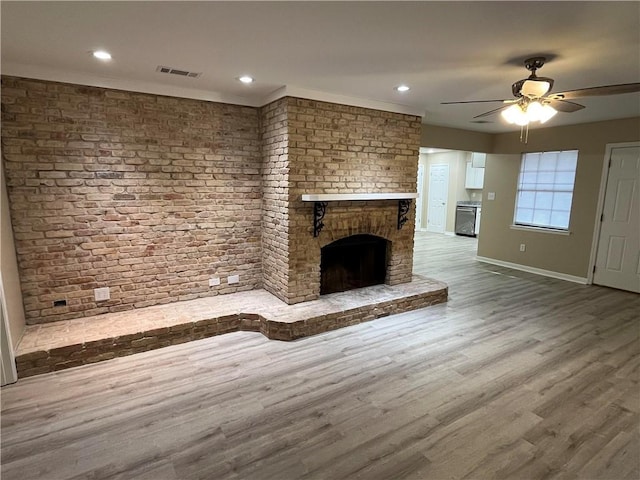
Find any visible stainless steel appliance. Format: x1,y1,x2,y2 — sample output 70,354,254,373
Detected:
455,201,481,237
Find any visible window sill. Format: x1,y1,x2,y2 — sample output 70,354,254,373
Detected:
510,224,571,236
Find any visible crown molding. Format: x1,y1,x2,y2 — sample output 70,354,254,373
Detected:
1,62,262,107
262,85,425,117
2,62,425,118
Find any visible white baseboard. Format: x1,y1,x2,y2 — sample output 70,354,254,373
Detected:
475,256,588,285
417,229,457,237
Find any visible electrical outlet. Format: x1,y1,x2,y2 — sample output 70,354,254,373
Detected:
209,277,221,287
519,244,526,252
487,192,496,200
94,287,110,301
227,275,239,284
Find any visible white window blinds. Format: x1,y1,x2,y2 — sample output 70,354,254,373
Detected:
514,150,578,230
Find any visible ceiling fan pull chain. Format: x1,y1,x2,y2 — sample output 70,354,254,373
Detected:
519,123,530,144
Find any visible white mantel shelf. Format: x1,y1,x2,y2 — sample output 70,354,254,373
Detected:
301,193,418,202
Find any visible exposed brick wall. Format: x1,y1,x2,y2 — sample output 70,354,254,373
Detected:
1,76,262,324
2,76,421,324
260,98,290,302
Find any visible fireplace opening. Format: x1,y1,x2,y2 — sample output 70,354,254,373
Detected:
320,234,388,295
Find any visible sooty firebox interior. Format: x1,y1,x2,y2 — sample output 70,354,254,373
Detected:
320,234,388,295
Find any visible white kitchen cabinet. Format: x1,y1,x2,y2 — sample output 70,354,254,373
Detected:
471,152,486,168
465,161,484,189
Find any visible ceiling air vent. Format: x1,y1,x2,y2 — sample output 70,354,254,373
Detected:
156,66,202,79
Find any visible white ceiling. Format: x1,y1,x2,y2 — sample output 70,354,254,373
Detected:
2,1,639,133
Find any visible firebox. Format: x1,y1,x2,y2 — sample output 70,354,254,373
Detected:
320,234,388,295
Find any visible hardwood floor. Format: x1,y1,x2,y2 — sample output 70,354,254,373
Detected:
2,232,639,479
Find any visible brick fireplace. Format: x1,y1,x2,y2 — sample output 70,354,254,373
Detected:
3,76,451,377
262,97,420,305
2,77,422,326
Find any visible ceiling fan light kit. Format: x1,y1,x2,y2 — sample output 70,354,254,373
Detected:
501,101,557,126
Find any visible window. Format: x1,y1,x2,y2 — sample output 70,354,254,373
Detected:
514,150,578,230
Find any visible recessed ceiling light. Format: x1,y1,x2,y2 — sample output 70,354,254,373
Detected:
395,85,410,92
238,76,254,84
93,50,112,61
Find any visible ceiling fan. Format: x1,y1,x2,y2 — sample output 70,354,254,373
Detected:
442,56,640,132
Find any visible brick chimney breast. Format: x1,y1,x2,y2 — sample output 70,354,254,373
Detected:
261,97,421,304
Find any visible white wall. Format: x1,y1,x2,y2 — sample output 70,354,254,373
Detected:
1,162,26,349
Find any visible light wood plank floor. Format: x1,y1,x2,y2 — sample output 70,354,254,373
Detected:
2,232,639,479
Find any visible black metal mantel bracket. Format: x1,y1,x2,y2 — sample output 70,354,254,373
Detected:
311,199,412,236
397,199,412,230
313,201,328,237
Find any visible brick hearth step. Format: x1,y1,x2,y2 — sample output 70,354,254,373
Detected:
15,276,447,378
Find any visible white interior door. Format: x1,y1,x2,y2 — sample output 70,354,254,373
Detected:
594,145,640,293
416,163,425,229
427,164,449,233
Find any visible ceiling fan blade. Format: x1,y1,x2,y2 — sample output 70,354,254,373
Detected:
547,99,586,113
549,83,640,100
441,99,509,105
473,105,510,119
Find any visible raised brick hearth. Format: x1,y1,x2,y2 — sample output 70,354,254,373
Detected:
16,276,447,377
